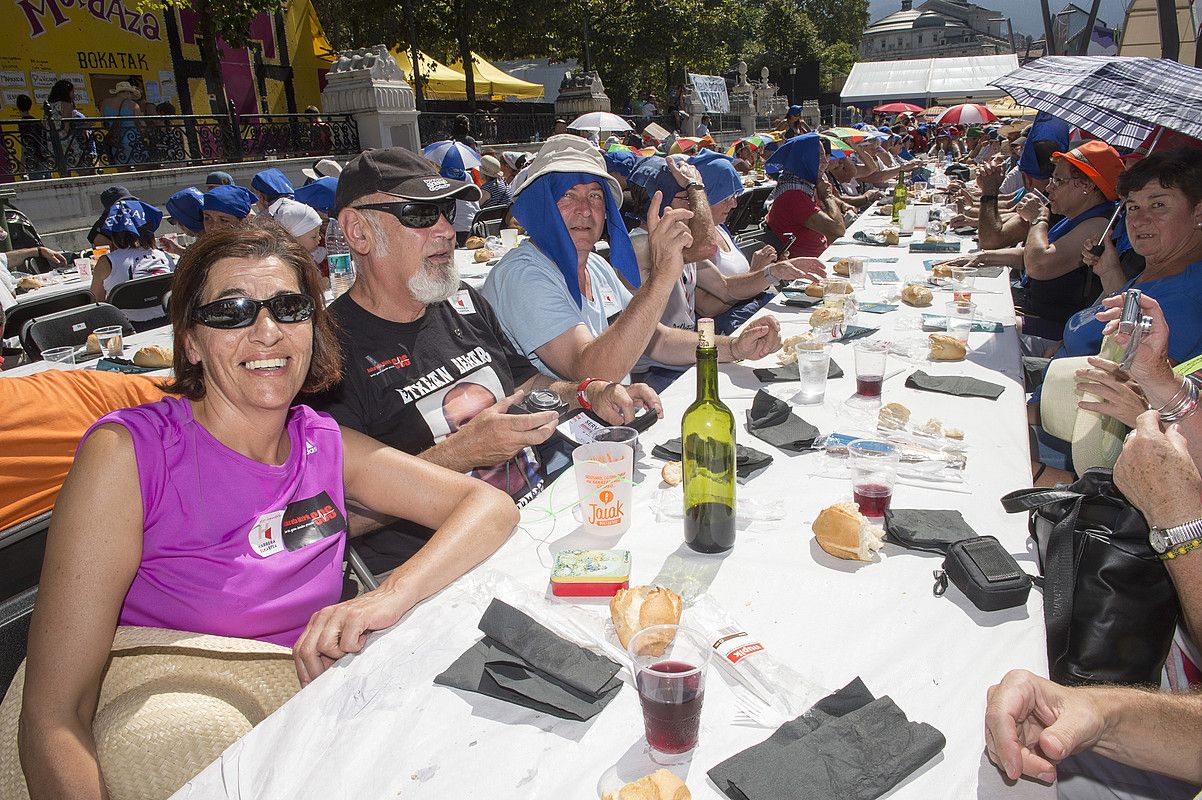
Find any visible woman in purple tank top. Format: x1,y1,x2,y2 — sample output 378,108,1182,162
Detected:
18,228,519,797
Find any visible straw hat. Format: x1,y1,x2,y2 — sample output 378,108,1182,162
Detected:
479,154,503,178
1040,356,1129,472
302,158,343,181
0,626,300,800
110,81,141,99
511,134,621,200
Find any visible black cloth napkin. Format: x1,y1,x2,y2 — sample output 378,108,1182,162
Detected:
96,357,160,374
970,265,1005,278
781,295,822,308
744,390,820,452
905,370,1004,400
834,325,879,344
434,598,622,721
852,231,896,247
752,359,843,383
884,508,978,554
651,437,773,480
708,678,946,800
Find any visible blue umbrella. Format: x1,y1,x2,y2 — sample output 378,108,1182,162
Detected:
422,140,482,181
991,55,1202,150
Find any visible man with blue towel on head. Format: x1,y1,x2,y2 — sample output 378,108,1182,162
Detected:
480,135,783,385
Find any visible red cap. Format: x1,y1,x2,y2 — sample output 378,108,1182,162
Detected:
1052,140,1125,201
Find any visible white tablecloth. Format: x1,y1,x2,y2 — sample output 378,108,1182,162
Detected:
174,202,1050,800
0,326,174,379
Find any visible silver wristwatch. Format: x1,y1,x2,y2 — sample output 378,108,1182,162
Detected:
1148,517,1202,554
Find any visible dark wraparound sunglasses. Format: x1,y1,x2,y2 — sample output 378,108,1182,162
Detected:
353,200,456,228
193,293,316,329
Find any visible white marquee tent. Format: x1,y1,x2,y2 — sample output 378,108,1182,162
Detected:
841,54,1021,105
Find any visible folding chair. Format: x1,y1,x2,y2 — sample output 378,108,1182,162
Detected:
469,204,509,239
2,288,94,342
0,511,51,695
726,186,772,234
105,274,174,328
161,290,172,317
733,227,783,263
19,302,132,361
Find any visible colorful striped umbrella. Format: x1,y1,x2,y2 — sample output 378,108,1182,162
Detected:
935,103,999,125
421,140,481,181
827,126,871,142
725,133,776,156
819,134,855,154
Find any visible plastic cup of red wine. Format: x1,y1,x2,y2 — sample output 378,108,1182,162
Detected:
847,439,899,521
628,625,710,765
853,341,889,404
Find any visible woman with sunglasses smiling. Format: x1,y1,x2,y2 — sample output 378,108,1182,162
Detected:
16,227,518,798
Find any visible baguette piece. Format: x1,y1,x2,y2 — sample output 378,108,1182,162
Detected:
900,284,933,307
808,307,843,328
833,258,852,277
812,502,886,562
803,282,824,298
132,345,173,368
602,769,691,800
85,332,102,354
463,235,487,249
878,402,911,430
610,586,683,654
928,333,967,361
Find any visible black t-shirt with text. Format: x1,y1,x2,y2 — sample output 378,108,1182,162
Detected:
309,284,540,572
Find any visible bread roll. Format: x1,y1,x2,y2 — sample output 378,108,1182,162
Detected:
928,333,967,361
610,586,683,653
931,264,953,279
132,345,173,368
602,769,691,800
878,402,911,430
944,427,965,440
85,333,102,354
901,284,933,307
808,307,843,328
16,276,44,290
924,234,946,244
880,228,900,245
803,282,824,298
812,502,886,562
473,247,494,263
833,258,852,277
660,461,682,487
463,235,487,250
917,417,944,437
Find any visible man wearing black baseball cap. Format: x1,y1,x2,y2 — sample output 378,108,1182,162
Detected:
311,147,660,573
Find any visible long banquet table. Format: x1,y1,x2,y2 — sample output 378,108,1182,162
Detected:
172,199,1050,799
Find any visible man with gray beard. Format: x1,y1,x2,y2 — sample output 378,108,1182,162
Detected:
311,148,661,572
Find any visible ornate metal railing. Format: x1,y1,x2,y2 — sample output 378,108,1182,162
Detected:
0,107,360,181
417,111,559,146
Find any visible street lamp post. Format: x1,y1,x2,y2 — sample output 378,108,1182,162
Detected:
788,66,797,106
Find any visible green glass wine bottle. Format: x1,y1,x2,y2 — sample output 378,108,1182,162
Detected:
891,176,907,223
682,318,736,553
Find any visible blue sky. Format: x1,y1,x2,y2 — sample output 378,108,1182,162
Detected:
866,0,1131,37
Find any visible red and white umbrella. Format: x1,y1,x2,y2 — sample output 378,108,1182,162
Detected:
935,103,999,125
872,102,924,114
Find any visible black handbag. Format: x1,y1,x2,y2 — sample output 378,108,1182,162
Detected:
1001,468,1180,686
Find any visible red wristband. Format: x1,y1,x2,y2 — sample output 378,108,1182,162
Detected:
577,378,603,410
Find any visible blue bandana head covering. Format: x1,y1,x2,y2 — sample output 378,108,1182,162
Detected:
204,185,257,219
1019,112,1071,180
99,199,163,238
787,104,803,118
250,168,294,201
764,132,821,182
293,176,338,215
511,172,640,308
627,156,683,221
603,149,637,179
688,150,742,206
165,188,204,234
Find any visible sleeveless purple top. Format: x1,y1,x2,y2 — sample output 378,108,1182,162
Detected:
83,397,347,647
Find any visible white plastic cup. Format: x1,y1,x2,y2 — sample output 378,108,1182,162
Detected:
93,325,124,358
792,342,832,405
945,300,977,343
898,207,916,234
572,439,633,536
912,206,930,230
846,257,865,288
74,258,92,280
499,228,519,249
41,346,76,369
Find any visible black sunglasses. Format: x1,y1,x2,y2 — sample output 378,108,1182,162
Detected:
353,200,456,228
192,293,316,329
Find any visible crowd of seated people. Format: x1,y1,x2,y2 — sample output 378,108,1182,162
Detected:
3,106,1202,800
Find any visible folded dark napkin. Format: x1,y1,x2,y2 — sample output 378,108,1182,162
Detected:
708,678,946,800
884,508,978,554
834,325,879,344
852,231,897,247
95,357,160,374
970,265,1005,278
434,598,622,721
905,370,1004,400
752,359,843,383
745,390,820,452
781,294,822,308
652,437,773,480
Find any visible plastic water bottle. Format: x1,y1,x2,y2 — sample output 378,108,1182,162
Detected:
325,218,355,298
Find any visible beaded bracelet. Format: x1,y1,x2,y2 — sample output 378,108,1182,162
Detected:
1160,536,1202,561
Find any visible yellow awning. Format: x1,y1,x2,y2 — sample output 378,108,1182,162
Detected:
987,97,1039,119
448,52,544,100
391,48,469,100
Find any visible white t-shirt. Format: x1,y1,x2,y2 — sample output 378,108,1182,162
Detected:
708,226,751,278
999,166,1024,196
630,227,695,372
454,199,481,234
0,255,16,311
479,241,632,380
103,247,175,322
